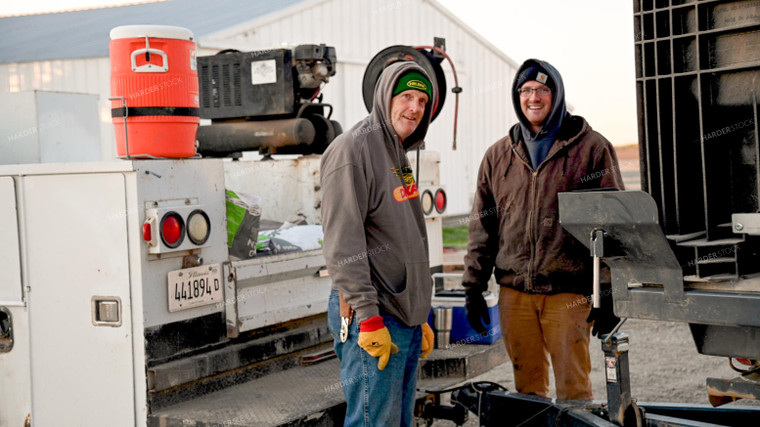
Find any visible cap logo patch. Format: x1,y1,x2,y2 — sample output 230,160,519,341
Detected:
407,79,428,91
536,72,548,84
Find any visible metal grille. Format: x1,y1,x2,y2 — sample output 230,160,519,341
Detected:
634,0,760,278
222,63,231,107
233,62,241,106
200,64,210,109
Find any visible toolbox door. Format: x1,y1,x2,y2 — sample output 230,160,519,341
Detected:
0,176,22,303
0,176,32,427
24,173,136,426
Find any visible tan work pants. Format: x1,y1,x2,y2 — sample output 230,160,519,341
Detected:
498,287,593,400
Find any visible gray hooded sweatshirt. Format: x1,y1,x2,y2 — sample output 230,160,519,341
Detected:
320,61,435,326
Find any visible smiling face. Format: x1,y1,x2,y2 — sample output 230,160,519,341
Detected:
390,89,429,142
519,80,553,134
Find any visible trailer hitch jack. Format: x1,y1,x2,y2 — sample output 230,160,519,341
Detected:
416,391,468,427
602,332,643,426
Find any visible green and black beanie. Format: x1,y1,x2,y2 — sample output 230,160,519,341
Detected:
392,71,432,99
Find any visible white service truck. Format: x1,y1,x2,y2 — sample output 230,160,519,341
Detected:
0,150,454,427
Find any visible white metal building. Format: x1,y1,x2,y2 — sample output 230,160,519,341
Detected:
0,0,521,216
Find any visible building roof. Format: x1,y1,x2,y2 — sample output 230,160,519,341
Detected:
0,0,307,63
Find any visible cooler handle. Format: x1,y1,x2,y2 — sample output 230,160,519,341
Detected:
131,36,168,72
131,48,168,72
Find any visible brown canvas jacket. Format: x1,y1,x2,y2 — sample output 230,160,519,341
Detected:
462,115,624,295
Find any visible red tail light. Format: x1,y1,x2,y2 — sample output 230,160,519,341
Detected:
434,189,447,213
160,212,185,248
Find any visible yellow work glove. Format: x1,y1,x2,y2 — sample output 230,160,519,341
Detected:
420,322,434,359
358,316,399,370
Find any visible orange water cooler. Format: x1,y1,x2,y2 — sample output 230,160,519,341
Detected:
109,25,199,158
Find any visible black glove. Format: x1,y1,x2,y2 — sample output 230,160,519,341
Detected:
465,288,491,336
587,286,620,338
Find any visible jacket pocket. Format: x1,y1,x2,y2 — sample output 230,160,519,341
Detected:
404,260,432,291
402,260,433,324
377,260,429,299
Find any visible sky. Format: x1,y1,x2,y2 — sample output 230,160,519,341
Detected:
436,0,638,145
0,0,639,145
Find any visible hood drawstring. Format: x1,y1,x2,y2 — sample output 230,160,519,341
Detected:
501,147,517,179
504,145,514,178
562,152,568,177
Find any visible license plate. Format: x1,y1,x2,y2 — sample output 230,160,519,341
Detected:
167,264,223,312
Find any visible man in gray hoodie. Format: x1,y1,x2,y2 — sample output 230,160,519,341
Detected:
320,61,436,425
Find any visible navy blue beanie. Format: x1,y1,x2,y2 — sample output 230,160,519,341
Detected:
515,64,556,93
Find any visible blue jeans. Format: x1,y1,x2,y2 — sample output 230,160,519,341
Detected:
328,289,422,426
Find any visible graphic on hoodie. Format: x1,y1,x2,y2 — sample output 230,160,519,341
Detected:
391,165,419,202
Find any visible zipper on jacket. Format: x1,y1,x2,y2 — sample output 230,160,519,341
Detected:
526,170,538,291
511,127,580,292
512,144,538,292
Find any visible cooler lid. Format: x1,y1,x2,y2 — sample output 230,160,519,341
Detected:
110,25,194,41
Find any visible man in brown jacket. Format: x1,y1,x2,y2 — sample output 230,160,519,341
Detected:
462,58,624,400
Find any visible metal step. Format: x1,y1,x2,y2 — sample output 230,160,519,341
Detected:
148,315,331,411
666,231,706,243
149,357,345,427
697,257,736,265
686,273,742,282
419,338,507,383
149,339,507,426
673,235,752,279
677,237,744,247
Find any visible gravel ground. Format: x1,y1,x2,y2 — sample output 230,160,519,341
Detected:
429,318,758,426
